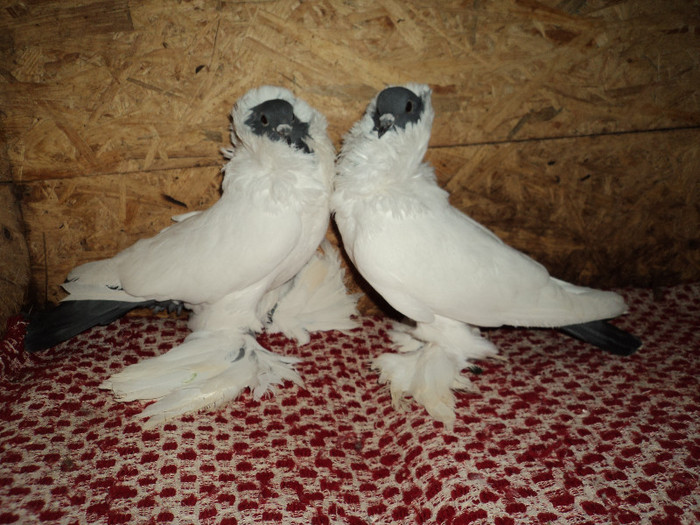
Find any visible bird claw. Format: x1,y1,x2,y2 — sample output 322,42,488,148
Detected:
150,300,184,317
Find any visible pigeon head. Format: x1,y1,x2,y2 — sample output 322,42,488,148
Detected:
226,86,335,193
372,86,425,138
244,98,311,154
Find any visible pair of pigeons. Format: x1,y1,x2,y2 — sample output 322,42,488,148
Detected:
26,84,640,428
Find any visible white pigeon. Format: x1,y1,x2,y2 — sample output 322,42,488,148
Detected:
332,83,640,428
26,86,344,424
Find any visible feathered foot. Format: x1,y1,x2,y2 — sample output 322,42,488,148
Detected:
100,330,301,427
387,321,425,353
373,317,498,430
258,240,359,345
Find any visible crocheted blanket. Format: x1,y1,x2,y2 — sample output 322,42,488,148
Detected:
1,285,698,524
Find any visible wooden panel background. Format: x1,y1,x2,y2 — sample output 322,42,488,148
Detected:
0,152,30,326
1,0,699,321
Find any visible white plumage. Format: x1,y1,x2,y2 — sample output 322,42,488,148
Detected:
257,240,360,345
101,238,358,426
70,87,332,319
41,85,351,424
332,83,630,428
104,332,302,426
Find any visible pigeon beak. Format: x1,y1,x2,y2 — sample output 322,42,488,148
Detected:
276,123,292,137
376,113,395,138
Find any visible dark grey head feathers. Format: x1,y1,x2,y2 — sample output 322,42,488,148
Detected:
245,99,311,153
372,86,424,138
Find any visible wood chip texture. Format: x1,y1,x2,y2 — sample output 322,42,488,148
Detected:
0,0,698,317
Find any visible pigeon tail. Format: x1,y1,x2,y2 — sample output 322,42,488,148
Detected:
24,300,159,352
559,320,642,356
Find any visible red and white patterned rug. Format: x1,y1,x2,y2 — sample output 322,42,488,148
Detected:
1,284,698,524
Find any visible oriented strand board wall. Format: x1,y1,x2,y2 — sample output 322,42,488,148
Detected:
0,184,30,328
1,120,30,331
1,0,699,317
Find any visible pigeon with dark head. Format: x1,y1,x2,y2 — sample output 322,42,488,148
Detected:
332,83,641,428
26,86,344,425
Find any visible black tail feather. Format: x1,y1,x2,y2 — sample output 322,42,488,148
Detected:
24,300,156,353
559,320,642,356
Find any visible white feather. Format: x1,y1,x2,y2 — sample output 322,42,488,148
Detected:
258,240,360,344
333,83,629,426
374,316,498,430
61,259,147,303
100,331,302,428
169,211,201,223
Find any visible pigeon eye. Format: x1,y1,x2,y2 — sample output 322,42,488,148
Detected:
405,101,413,113
260,114,269,126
